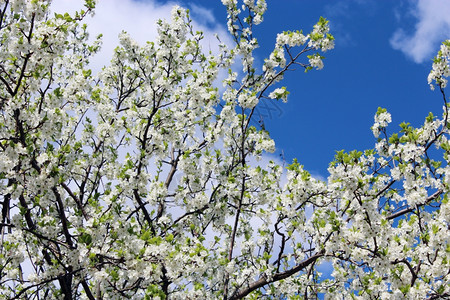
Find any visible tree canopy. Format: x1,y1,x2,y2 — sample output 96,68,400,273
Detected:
0,0,449,299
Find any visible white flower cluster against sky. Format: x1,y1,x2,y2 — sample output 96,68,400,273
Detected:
2,1,449,297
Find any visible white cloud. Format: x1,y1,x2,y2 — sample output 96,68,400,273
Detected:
390,0,450,63
50,0,232,73
189,3,216,26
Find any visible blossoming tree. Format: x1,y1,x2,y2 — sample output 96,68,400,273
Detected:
0,0,449,299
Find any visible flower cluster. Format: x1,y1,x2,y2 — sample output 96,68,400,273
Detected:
428,40,450,90
268,86,290,102
372,107,392,137
308,16,335,51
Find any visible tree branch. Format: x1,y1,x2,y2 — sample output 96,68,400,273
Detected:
386,189,442,220
229,250,325,300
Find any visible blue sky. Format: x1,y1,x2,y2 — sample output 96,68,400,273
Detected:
53,0,450,177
